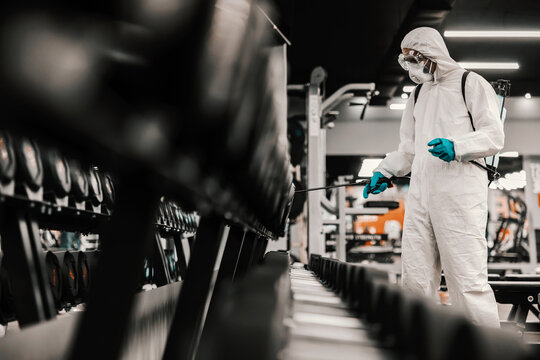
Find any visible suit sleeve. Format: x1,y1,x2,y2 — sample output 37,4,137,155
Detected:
450,73,505,162
374,90,416,177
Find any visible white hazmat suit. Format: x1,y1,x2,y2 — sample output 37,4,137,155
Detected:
374,27,504,327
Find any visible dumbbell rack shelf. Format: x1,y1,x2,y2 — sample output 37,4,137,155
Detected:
0,193,110,232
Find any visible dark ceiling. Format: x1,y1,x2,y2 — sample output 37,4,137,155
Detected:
275,0,540,102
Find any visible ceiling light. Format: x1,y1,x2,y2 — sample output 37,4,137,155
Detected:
525,93,532,99
401,93,409,99
389,103,406,110
445,30,540,38
458,62,519,70
499,151,519,158
403,85,415,93
358,159,383,177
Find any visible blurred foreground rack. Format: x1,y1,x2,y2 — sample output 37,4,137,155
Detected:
0,0,293,359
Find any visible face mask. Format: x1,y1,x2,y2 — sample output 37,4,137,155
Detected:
408,62,434,84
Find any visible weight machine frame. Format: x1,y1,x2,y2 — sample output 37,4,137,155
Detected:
305,67,376,259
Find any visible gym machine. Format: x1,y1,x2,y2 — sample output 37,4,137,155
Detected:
300,68,379,259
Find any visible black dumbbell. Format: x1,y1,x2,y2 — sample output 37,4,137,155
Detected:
365,279,389,324
14,137,44,200
44,251,63,310
77,251,91,302
69,160,89,210
60,251,79,307
335,262,348,296
87,167,103,213
392,292,430,356
42,149,72,206
100,173,115,212
347,265,366,309
309,254,322,275
371,284,402,346
0,131,16,195
442,319,530,360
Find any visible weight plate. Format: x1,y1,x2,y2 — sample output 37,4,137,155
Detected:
16,138,43,190
88,168,103,206
101,173,115,208
69,161,89,201
46,251,63,305
44,150,71,197
77,252,90,292
62,252,78,300
0,132,16,183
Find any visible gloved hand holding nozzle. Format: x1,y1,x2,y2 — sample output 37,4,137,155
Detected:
363,171,390,198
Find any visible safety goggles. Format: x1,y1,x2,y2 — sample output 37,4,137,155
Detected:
397,50,429,71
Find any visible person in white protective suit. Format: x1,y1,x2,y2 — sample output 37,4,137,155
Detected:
364,27,504,327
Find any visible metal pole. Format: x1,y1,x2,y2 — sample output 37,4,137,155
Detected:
163,215,229,360
336,176,347,261
69,172,159,360
523,157,538,271
306,67,327,257
1,207,57,326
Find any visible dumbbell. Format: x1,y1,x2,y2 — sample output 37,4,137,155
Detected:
0,131,16,195
364,279,390,324
327,259,337,289
355,267,389,318
87,167,103,213
309,254,322,275
14,137,44,201
163,249,178,281
44,251,63,310
187,213,196,232
168,203,177,230
347,265,366,309
371,284,403,346
340,263,355,301
157,202,167,227
60,251,79,307
167,203,178,230
42,148,72,206
388,292,427,356
160,202,170,228
69,160,89,210
335,262,348,296
140,258,155,289
100,173,115,214
172,206,184,231
320,258,330,284
84,250,99,294
77,251,91,302
393,297,528,360
442,319,530,360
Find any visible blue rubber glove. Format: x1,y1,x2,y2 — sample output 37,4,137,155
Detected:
428,138,455,162
363,171,388,199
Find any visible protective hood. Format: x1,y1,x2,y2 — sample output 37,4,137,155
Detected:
401,27,462,80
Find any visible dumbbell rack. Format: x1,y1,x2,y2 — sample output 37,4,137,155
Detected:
283,266,392,360
0,184,111,326
302,255,539,360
